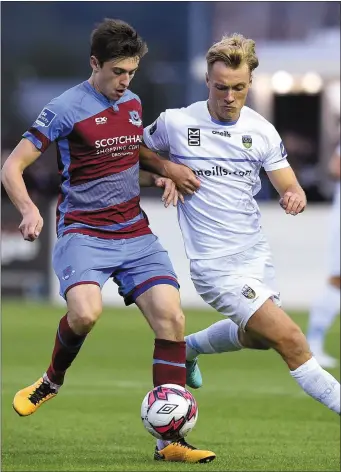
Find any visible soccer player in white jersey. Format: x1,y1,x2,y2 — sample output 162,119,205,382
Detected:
142,34,340,416
307,144,340,368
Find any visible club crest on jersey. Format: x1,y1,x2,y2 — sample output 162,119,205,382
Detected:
242,135,252,149
129,110,142,127
241,284,256,299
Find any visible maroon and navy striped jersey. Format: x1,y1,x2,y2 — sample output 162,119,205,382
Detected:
23,81,151,240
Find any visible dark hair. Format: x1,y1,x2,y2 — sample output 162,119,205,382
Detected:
90,18,148,65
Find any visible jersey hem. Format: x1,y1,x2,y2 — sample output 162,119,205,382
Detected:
187,232,263,261
62,227,152,240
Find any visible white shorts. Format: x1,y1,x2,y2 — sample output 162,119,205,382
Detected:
190,235,281,329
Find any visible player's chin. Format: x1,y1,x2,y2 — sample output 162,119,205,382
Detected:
108,90,123,101
114,89,126,99
220,108,237,121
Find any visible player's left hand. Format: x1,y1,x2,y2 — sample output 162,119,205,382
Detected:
279,191,307,215
154,177,185,207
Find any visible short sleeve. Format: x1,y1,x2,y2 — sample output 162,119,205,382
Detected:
143,112,170,153
262,126,290,172
23,97,74,152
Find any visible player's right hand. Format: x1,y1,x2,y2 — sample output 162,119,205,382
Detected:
19,207,44,241
164,161,200,195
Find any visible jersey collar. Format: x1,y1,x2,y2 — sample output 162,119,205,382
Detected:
83,80,128,109
206,101,240,126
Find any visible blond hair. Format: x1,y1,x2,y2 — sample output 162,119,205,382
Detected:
206,33,259,73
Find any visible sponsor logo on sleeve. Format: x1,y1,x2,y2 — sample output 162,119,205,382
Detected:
35,108,57,127
149,120,158,135
188,128,200,146
280,141,287,158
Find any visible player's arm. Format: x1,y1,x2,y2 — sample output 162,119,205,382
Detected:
139,144,199,195
328,147,340,179
142,113,200,195
2,139,43,241
267,166,307,215
263,132,306,216
139,169,184,207
2,99,70,240
139,145,170,182
139,169,159,187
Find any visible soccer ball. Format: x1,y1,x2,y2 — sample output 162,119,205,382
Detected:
141,383,198,441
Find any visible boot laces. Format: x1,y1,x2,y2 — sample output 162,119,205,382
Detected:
29,381,56,405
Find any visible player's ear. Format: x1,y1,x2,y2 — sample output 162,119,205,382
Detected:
205,72,209,87
90,56,100,71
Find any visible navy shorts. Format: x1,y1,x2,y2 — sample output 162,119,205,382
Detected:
52,233,179,305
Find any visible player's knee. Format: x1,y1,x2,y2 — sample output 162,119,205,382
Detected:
170,310,185,333
254,341,270,350
68,300,102,334
248,337,271,351
154,309,185,341
66,284,102,334
240,329,271,350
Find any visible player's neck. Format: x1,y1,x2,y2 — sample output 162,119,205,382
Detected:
87,76,112,102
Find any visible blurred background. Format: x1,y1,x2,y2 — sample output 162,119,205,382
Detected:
1,1,340,305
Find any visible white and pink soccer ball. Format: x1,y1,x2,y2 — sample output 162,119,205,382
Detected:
141,384,198,440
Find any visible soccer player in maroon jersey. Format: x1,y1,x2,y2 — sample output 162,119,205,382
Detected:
1,19,215,463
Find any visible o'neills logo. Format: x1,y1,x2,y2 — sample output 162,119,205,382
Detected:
193,166,252,177
95,135,142,148
212,130,231,138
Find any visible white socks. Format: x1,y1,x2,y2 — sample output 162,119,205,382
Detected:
186,319,242,361
156,439,171,450
43,373,61,392
290,357,340,414
185,319,340,416
307,284,340,353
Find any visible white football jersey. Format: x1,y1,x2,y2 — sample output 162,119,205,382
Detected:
143,101,289,259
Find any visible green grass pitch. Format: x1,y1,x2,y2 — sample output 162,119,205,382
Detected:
2,301,340,471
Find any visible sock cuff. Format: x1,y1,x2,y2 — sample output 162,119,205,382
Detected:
207,319,242,353
290,356,319,377
59,314,86,347
43,372,61,390
155,338,186,346
230,322,243,350
154,338,186,364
